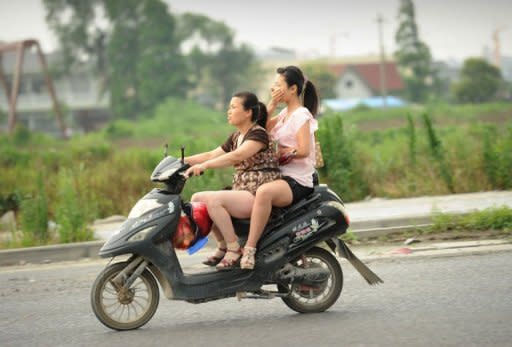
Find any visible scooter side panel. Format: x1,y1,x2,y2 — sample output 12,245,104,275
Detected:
257,201,348,268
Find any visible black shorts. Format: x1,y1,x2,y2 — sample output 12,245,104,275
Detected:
282,176,314,204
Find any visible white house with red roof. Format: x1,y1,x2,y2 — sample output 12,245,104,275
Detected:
328,61,405,99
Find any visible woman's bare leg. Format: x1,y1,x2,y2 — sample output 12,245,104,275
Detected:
203,190,255,269
203,190,254,243
245,180,293,248
192,192,224,245
242,180,292,269
192,192,227,265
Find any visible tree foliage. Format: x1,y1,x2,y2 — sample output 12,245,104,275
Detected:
104,0,190,119
44,0,107,78
176,13,261,109
394,0,434,102
301,63,337,99
453,58,503,103
43,1,259,118
44,0,189,119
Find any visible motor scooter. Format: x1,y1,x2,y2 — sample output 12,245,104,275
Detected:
91,147,382,330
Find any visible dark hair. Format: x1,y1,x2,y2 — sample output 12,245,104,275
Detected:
232,91,268,128
276,65,319,116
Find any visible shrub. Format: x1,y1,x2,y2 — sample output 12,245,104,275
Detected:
54,167,95,243
422,112,454,193
318,115,369,201
19,173,49,245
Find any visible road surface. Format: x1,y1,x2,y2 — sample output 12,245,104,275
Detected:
1,251,511,347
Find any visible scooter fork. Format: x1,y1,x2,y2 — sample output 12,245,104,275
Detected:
111,256,147,290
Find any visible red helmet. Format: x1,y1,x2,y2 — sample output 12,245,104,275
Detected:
190,202,213,237
172,215,196,250
171,202,212,249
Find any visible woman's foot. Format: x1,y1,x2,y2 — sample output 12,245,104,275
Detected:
202,247,227,266
240,247,256,270
216,244,242,271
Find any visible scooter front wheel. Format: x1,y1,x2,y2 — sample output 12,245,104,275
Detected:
91,261,159,331
279,247,343,313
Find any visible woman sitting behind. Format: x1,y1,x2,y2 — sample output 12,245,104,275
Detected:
240,66,319,270
185,91,280,270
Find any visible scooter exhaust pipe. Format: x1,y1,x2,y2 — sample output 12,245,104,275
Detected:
275,263,331,286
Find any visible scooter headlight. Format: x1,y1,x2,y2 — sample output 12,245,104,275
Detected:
128,226,156,242
128,199,162,219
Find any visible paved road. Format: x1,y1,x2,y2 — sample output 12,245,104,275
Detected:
1,252,511,347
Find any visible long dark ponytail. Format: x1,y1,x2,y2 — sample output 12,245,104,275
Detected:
233,91,268,128
276,66,319,116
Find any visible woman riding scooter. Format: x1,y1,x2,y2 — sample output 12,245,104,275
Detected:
184,91,280,269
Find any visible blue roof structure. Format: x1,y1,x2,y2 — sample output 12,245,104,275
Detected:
322,96,407,112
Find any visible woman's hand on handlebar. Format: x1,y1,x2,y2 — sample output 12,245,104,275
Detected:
184,163,205,177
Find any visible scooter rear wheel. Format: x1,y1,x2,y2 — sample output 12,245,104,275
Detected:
279,247,343,313
91,261,159,330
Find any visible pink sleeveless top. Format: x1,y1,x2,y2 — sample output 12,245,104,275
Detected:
270,107,318,187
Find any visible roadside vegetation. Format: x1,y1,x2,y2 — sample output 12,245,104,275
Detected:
1,100,511,248
342,206,512,245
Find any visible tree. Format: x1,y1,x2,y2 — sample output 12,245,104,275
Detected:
301,63,337,99
44,0,107,80
394,0,434,102
176,13,261,109
105,0,190,118
44,0,190,119
453,58,503,103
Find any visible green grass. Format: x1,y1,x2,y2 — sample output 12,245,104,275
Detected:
1,100,512,249
430,206,512,233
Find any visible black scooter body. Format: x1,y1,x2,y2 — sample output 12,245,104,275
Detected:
98,156,350,301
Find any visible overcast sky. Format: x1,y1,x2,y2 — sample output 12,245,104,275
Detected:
0,0,511,62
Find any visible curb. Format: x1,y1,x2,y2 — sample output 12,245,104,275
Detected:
351,223,432,239
0,241,104,266
0,213,500,267
358,240,512,264
349,215,433,231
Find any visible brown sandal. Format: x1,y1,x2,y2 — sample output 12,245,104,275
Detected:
202,247,227,266
240,247,256,270
216,248,242,271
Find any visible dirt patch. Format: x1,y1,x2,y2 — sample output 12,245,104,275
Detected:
477,112,512,125
353,112,511,132
355,118,407,132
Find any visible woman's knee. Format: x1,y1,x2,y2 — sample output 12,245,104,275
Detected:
191,192,204,202
255,181,292,206
203,192,224,209
255,183,278,203
191,191,213,203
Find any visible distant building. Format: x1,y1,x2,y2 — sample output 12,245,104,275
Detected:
255,53,404,104
499,56,512,82
327,61,405,99
254,47,300,101
0,48,110,135
256,46,297,61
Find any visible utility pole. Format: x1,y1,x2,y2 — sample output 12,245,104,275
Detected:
376,13,388,108
493,26,507,68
